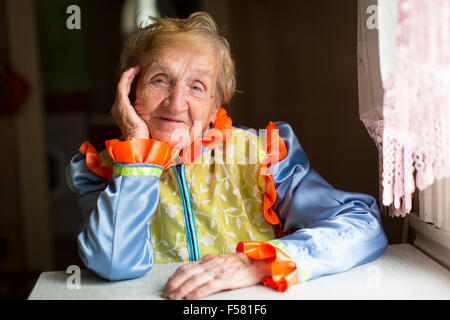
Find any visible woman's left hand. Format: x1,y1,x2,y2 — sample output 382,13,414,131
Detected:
162,253,270,300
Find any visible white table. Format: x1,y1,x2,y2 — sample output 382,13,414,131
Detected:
28,244,450,300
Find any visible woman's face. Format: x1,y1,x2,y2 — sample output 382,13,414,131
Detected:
134,36,220,150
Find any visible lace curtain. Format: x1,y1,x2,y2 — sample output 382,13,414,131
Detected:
358,0,450,217
358,0,391,214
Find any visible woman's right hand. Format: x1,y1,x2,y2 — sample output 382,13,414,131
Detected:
111,65,150,140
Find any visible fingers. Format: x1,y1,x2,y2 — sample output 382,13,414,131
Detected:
163,264,217,300
163,262,203,297
116,65,141,101
162,253,263,300
184,281,221,300
164,262,200,291
111,65,149,139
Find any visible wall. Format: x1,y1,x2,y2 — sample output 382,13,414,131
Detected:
207,0,406,242
0,0,406,278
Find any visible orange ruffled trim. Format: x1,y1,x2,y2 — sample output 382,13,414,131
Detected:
180,107,233,164
79,142,113,181
237,240,298,292
260,122,287,237
105,138,179,172
202,107,233,149
79,108,230,175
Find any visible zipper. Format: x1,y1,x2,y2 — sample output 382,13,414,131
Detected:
172,164,200,261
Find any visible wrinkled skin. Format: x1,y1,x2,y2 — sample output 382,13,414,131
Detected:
111,36,220,150
162,253,270,300
111,38,271,299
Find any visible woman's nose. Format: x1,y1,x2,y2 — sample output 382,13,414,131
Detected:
164,84,188,112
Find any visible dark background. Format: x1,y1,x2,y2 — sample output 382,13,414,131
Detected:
0,0,411,299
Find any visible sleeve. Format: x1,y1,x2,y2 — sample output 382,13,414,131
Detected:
65,138,177,281
238,122,388,291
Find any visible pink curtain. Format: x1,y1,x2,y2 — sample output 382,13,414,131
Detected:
381,0,450,216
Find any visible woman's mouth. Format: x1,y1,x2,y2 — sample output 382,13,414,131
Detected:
152,117,190,133
159,117,185,124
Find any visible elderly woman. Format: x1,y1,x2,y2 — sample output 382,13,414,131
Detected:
66,12,388,300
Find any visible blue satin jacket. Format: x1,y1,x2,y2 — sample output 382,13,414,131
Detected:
66,122,388,285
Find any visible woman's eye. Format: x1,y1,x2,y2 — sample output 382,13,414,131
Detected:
154,79,165,84
191,83,205,92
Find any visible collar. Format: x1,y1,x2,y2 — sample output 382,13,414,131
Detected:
179,107,233,165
